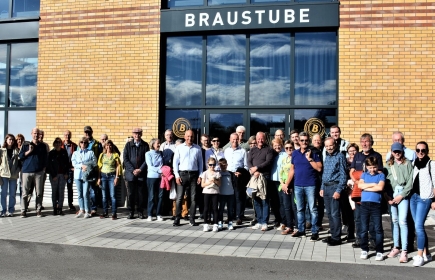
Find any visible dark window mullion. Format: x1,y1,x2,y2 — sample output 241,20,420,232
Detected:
9,0,13,17
245,34,250,107
290,32,295,106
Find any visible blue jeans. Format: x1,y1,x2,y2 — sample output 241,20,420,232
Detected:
253,194,269,225
75,179,90,212
50,174,66,209
1,177,17,214
354,202,375,241
360,202,384,253
218,194,235,222
294,185,318,234
89,184,99,211
101,173,117,214
323,186,342,241
409,193,432,251
281,189,295,229
147,178,163,217
390,186,409,249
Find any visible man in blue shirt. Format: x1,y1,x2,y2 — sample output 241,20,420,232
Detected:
287,131,322,241
173,130,203,226
320,138,347,246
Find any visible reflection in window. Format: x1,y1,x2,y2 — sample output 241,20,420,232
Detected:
0,1,9,18
250,33,290,106
250,113,285,141
166,37,202,106
294,32,337,106
12,0,40,18
206,35,245,106
0,45,6,107
208,0,245,6
165,109,201,144
7,110,36,137
167,0,202,8
294,109,337,136
0,111,4,141
251,0,288,3
9,43,38,107
209,113,243,144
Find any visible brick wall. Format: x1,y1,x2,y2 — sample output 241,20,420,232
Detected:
37,0,160,150
339,0,435,157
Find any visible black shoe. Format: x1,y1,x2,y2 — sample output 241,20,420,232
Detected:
236,219,242,225
306,222,312,230
53,210,58,216
250,219,257,226
345,235,356,243
327,239,342,246
292,231,306,238
352,240,361,248
189,221,198,226
183,216,189,221
171,216,176,220
40,206,45,210
173,218,180,226
58,210,65,216
100,212,109,219
310,233,319,242
322,237,331,243
138,213,145,219
69,205,76,211
127,212,135,219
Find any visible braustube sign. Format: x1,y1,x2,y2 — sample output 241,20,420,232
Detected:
161,3,339,33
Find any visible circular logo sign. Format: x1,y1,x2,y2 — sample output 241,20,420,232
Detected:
172,118,192,138
304,118,325,138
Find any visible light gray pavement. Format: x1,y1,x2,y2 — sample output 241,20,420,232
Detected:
1,181,435,269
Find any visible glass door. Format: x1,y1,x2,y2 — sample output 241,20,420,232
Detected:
205,110,246,147
248,110,290,144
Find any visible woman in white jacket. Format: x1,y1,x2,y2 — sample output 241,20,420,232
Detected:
411,141,435,267
0,134,20,217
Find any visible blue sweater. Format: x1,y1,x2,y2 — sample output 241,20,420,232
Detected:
145,150,163,178
19,142,47,173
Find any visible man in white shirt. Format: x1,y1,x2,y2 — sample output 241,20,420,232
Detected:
160,129,176,152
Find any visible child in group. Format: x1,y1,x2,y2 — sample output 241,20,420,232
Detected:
358,156,385,261
200,157,221,232
217,158,236,231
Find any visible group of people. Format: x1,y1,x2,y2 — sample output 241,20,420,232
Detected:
0,124,434,267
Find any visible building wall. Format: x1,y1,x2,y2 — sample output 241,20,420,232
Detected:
37,0,160,148
339,0,435,156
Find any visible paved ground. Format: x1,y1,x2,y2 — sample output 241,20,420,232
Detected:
1,182,434,269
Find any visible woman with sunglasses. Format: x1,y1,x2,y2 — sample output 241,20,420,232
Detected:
384,142,413,263
71,137,96,219
200,157,221,232
0,134,20,217
411,141,435,266
205,137,224,170
280,140,297,235
248,136,256,150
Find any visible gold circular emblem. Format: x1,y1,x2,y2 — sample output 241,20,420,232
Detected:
172,118,192,138
304,118,325,138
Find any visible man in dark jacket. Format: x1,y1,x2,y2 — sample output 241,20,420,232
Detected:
19,127,47,218
123,127,149,219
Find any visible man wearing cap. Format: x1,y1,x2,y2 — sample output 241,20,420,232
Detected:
173,129,203,226
123,127,150,219
79,126,101,216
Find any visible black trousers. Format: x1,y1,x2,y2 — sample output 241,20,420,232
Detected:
176,171,198,222
203,194,219,224
126,180,145,214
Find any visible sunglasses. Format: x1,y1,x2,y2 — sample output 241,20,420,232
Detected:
299,139,309,143
416,149,427,153
208,164,216,167
392,150,402,154
285,147,293,150
80,141,89,144
250,142,256,145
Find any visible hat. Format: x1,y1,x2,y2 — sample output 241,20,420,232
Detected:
84,126,93,132
391,142,404,152
132,127,142,133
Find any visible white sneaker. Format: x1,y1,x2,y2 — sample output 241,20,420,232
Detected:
147,216,152,222
218,221,223,231
360,251,368,260
413,254,432,263
251,224,260,230
75,211,84,218
228,222,234,231
212,224,219,232
203,224,210,232
84,213,91,219
157,216,163,221
375,253,384,261
413,255,424,267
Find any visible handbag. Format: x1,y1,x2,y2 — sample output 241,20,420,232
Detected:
169,180,177,200
350,170,363,202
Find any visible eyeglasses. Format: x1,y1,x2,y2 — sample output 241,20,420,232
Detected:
208,164,216,167
416,149,427,153
392,150,403,154
80,141,88,144
299,139,309,143
285,147,293,150
249,142,256,145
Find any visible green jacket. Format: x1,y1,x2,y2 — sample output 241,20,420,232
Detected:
385,159,413,198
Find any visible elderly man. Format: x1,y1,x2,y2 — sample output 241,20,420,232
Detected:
350,133,383,249
274,129,285,141
223,126,250,151
160,129,176,152
287,131,322,241
322,125,349,159
99,134,120,155
320,138,347,246
247,132,274,231
224,132,249,225
62,130,78,211
123,127,150,219
173,130,203,226
19,128,47,218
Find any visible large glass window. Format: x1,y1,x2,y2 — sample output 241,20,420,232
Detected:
294,109,337,135
208,0,245,6
9,42,38,107
12,0,40,18
206,35,245,106
167,0,335,8
250,33,290,106
0,1,9,19
165,109,202,143
294,32,337,106
0,111,4,141
0,44,6,107
7,110,36,137
168,0,203,8
166,37,202,106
